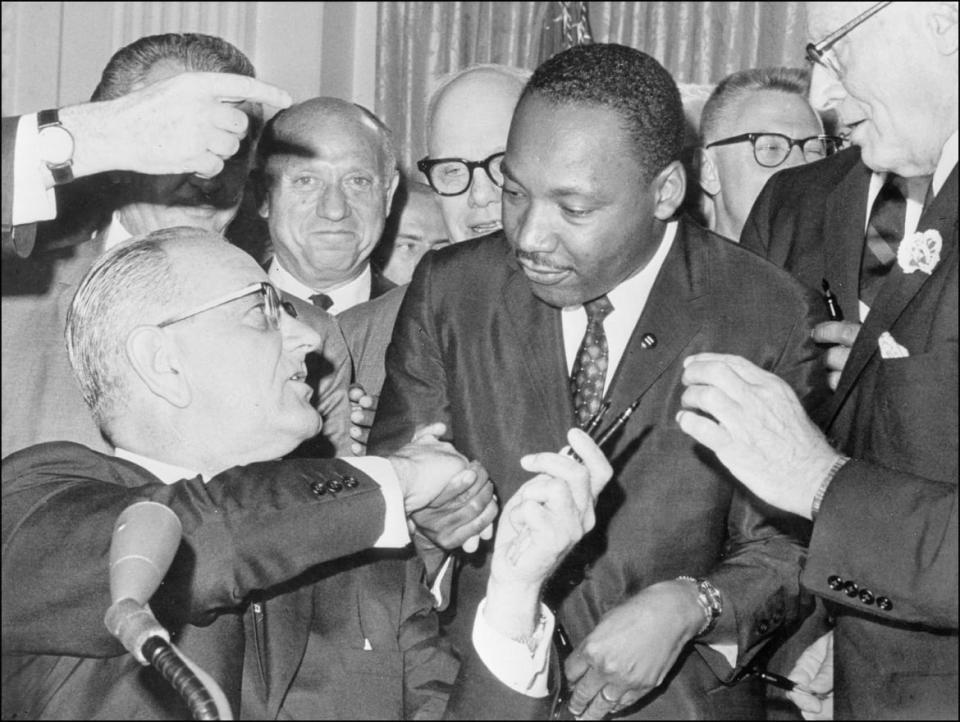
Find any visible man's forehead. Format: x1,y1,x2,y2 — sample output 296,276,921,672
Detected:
270,117,382,168
729,90,820,133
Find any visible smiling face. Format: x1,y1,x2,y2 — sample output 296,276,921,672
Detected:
261,105,398,290
501,96,671,308
164,241,324,464
427,69,525,243
118,60,254,235
806,2,957,176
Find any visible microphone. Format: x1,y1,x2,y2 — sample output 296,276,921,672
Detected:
103,500,232,720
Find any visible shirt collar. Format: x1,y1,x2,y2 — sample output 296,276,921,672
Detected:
268,257,372,315
115,447,205,484
102,211,133,252
933,130,958,196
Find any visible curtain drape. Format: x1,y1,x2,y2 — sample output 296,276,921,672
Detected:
375,1,809,175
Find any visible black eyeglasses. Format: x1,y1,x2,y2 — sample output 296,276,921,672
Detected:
705,133,844,168
417,152,505,196
806,1,892,77
157,281,297,329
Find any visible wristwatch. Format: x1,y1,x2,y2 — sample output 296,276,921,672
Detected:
37,108,75,185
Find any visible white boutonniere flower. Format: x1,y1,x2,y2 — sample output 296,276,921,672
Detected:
897,229,942,275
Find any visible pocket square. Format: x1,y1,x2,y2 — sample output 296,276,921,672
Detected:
878,331,909,359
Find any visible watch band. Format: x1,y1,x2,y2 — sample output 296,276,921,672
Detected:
38,108,75,185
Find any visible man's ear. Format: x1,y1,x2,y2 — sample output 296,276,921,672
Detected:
697,148,722,197
928,1,959,55
126,326,191,408
652,159,687,221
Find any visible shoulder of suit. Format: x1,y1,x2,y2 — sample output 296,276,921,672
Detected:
2,441,123,488
763,146,865,196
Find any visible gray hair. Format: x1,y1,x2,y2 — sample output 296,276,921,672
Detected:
699,67,812,143
425,63,531,148
91,32,255,102
65,227,212,431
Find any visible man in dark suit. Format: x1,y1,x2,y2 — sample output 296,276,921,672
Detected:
256,97,398,317
679,2,957,718
3,226,610,719
370,43,830,719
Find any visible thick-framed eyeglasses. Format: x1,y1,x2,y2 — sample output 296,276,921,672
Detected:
705,133,845,168
417,152,505,196
157,281,297,330
805,1,892,77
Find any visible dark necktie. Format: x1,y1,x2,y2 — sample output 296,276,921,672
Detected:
860,174,907,309
310,293,334,311
570,295,614,427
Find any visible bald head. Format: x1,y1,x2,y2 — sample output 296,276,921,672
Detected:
257,97,401,291
424,65,530,243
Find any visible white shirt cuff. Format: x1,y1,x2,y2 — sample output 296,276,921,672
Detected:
342,456,410,548
472,599,554,697
13,114,58,226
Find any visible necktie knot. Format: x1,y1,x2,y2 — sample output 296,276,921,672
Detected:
310,293,334,311
584,295,614,323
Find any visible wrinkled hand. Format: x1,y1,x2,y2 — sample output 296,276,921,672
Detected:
484,428,612,640
787,631,834,720
348,384,377,455
677,353,841,518
388,423,497,551
565,579,704,719
70,72,292,179
408,456,498,554
812,321,861,391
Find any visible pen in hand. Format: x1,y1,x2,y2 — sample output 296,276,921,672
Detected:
751,669,831,701
821,278,844,321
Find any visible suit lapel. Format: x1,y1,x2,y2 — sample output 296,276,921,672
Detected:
827,166,958,424
606,222,705,418
501,258,575,434
824,160,872,317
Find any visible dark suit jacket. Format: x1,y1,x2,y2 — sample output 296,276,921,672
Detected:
339,284,407,394
1,442,387,720
370,221,830,719
742,155,958,718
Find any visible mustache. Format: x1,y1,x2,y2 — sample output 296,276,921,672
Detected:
514,250,568,270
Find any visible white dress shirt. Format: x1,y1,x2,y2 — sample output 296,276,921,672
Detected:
268,257,372,315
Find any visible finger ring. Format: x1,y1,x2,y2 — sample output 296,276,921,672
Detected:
600,689,619,704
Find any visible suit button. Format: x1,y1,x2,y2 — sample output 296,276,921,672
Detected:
343,475,358,488
858,589,874,605
876,596,893,611
757,621,769,634
843,580,859,597
827,575,844,591
328,479,343,492
311,481,327,496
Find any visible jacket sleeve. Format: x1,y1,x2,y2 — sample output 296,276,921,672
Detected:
1,115,38,259
369,253,453,455
1,444,386,657
698,284,830,677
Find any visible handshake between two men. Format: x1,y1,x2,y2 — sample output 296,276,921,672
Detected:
387,422,612,649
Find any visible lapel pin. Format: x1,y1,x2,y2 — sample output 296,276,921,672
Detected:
640,333,657,349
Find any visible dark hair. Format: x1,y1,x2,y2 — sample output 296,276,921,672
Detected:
699,67,812,143
523,43,684,182
92,32,255,101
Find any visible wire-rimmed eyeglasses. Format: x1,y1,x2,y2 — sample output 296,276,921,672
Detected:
704,133,845,168
417,152,505,196
805,1,892,77
157,281,297,329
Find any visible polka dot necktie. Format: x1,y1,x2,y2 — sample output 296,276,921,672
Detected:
570,295,614,427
